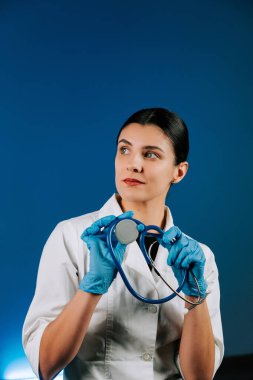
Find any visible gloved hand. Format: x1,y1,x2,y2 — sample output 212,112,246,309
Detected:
79,211,134,294
158,226,207,298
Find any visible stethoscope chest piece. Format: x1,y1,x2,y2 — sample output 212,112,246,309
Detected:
114,219,139,244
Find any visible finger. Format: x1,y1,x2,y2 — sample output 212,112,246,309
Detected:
93,215,117,229
114,242,127,263
117,210,134,219
137,223,145,232
156,235,163,244
82,215,116,236
180,241,204,269
181,251,199,271
167,235,189,266
81,235,103,253
173,245,192,269
82,224,101,237
163,226,182,247
80,233,90,246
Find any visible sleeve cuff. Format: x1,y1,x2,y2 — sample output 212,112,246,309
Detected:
23,323,48,378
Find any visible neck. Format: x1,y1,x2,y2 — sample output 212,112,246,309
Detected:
116,194,167,230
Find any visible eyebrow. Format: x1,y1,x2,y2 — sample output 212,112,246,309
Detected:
118,138,165,153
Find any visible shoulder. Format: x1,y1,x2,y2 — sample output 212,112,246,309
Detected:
53,193,119,235
40,209,101,266
54,209,100,239
41,209,100,248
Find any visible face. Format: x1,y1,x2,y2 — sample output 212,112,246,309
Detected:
115,123,185,204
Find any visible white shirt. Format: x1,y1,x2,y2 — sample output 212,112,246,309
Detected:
22,194,224,379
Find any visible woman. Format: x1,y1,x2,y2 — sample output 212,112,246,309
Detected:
22,108,224,380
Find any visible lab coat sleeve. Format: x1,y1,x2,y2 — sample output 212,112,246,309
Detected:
175,244,224,379
22,220,80,378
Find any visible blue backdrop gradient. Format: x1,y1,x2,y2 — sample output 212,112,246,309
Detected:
1,0,253,377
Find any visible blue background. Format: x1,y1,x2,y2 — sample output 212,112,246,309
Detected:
1,0,252,378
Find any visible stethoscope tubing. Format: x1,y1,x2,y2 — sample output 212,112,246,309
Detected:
106,216,203,305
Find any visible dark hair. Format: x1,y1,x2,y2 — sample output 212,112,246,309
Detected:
116,107,189,166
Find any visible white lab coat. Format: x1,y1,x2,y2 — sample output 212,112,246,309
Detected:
22,194,224,380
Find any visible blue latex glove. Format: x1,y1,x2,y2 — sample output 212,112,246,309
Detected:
158,226,207,298
79,211,134,294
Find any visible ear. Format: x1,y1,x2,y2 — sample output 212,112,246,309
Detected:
172,161,189,184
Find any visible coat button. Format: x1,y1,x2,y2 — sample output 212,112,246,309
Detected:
142,352,152,361
148,305,157,313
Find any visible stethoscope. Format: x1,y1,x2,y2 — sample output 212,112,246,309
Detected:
104,215,204,306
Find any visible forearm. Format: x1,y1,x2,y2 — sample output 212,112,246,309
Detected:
39,290,101,380
179,296,215,380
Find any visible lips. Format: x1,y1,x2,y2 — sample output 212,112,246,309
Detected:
123,178,145,185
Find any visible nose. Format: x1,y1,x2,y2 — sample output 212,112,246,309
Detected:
127,154,143,173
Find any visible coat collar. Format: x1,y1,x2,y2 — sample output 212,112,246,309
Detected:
98,193,174,229
98,194,175,287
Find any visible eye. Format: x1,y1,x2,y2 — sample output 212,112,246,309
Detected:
145,151,159,159
119,146,129,154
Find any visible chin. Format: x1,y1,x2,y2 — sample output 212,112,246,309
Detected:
116,187,152,203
